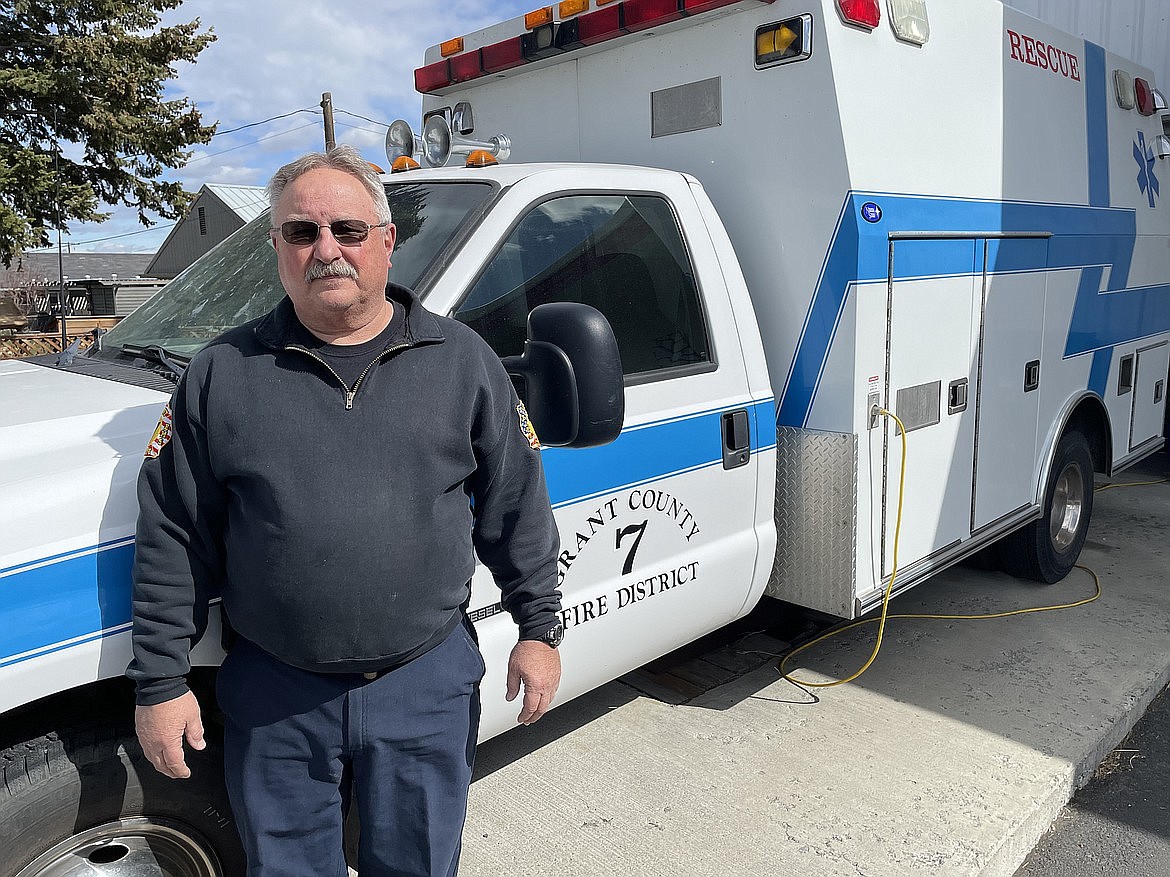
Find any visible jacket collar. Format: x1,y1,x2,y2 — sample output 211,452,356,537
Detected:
254,282,445,351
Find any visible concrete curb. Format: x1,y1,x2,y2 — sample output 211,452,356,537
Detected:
983,660,1170,877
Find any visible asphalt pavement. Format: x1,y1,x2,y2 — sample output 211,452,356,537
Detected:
460,454,1170,876
1013,681,1170,877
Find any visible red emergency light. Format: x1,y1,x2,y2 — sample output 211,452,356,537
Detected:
1134,77,1156,115
836,0,880,29
449,50,484,83
481,36,526,73
683,0,748,12
575,3,628,44
415,59,452,93
623,0,685,32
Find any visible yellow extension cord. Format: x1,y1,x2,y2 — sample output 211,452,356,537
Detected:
778,410,1164,689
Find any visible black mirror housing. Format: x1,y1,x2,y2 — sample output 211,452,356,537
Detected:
502,302,625,448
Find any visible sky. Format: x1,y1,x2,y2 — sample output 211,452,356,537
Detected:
37,0,533,254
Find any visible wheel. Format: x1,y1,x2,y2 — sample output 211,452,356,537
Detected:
1001,429,1095,583
0,721,245,877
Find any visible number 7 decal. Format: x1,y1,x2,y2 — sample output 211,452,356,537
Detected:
616,520,648,575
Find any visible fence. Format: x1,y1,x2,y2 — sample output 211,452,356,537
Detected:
0,331,97,360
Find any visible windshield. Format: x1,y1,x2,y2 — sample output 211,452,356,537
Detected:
96,181,494,360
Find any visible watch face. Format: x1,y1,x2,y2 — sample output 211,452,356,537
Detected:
542,624,565,648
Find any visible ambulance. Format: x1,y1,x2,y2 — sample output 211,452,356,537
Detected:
2,0,1168,873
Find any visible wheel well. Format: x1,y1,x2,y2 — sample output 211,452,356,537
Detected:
1065,396,1112,475
0,669,221,753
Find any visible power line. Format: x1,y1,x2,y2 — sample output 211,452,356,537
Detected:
334,120,387,137
335,108,390,128
185,121,321,165
24,106,382,248
213,108,319,137
64,222,180,245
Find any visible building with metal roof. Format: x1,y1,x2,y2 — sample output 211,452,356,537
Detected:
0,252,165,321
145,184,269,279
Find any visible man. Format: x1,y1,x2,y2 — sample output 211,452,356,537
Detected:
128,145,564,877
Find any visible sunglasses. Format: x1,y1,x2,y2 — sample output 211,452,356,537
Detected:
276,219,388,246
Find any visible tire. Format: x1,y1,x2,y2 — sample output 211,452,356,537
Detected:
0,720,245,877
1001,429,1095,583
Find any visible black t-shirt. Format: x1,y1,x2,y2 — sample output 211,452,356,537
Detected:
293,305,406,388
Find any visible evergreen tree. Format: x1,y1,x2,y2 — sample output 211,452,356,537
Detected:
0,0,216,266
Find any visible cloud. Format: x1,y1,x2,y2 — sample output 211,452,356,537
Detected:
64,0,531,252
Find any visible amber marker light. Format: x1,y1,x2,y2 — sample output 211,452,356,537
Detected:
755,16,809,67
391,156,421,173
559,0,589,17
440,37,464,57
525,6,554,28
466,149,500,167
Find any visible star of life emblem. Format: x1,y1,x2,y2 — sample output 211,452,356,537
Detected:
145,403,174,458
1135,131,1160,208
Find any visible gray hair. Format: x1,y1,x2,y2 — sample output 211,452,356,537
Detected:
266,145,391,224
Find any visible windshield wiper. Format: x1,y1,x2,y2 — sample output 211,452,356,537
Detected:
120,344,190,380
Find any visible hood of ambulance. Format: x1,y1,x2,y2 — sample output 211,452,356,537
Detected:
0,358,170,570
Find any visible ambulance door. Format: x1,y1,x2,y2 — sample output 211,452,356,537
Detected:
1129,342,1170,451
972,238,1046,530
451,180,761,731
883,238,979,577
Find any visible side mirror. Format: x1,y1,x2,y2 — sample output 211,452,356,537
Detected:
502,303,625,448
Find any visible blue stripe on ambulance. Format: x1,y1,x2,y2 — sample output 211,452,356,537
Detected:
1083,40,1114,394
0,539,136,668
0,398,776,667
779,39,1166,426
543,398,775,508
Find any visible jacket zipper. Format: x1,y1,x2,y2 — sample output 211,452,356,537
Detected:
285,341,411,410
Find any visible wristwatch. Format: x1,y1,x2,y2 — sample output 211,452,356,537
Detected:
532,622,565,649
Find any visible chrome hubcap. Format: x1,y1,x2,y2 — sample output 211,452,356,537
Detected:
16,818,220,877
1049,460,1086,553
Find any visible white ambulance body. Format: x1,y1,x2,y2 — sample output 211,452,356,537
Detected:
415,0,1170,617
1,0,1168,873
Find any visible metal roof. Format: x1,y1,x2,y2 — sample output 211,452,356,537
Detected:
204,184,269,222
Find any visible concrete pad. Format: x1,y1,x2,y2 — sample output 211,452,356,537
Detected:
461,455,1170,877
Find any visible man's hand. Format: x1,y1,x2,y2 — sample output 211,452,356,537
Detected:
506,640,561,725
135,690,205,779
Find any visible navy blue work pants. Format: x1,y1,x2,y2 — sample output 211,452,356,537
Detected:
215,620,485,877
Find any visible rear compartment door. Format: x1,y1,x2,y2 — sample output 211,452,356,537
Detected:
972,238,1046,531
1130,342,1169,451
883,238,980,576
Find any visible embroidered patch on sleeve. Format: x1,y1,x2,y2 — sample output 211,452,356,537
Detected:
516,401,541,450
145,403,174,459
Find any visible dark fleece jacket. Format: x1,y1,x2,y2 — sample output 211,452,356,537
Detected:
128,284,561,705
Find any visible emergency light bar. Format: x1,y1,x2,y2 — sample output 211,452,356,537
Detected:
414,0,778,94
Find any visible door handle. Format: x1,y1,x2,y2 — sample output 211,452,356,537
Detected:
947,378,968,414
1024,359,1040,392
722,409,750,470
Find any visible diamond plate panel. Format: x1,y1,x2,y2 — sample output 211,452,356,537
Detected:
765,426,858,618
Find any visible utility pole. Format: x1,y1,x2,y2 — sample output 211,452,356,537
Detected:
321,92,336,151
53,107,66,352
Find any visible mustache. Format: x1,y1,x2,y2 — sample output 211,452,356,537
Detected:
305,260,358,283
